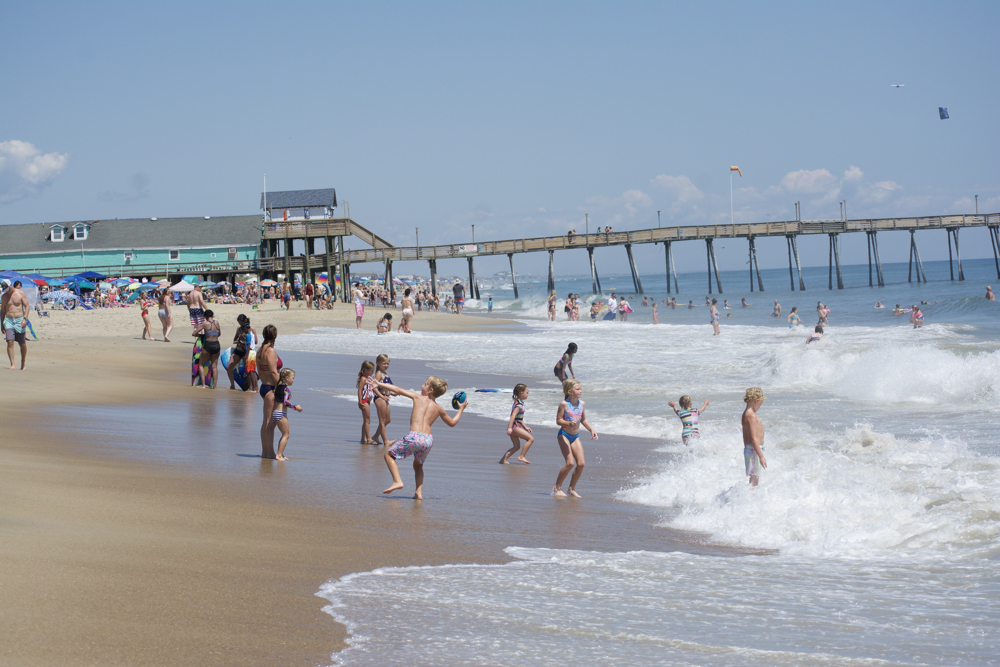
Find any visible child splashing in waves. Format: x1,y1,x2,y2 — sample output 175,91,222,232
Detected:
272,368,303,461
357,360,376,444
500,384,534,464
554,342,577,382
553,379,598,498
668,395,709,445
371,375,468,499
372,354,395,446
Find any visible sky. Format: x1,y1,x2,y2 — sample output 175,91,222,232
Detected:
2,0,998,278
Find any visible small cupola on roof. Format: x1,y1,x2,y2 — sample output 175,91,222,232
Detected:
260,188,337,221
50,224,66,242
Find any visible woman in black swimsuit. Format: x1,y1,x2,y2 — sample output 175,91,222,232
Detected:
192,309,222,388
257,325,280,459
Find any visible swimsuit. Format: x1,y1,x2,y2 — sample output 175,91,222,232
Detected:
744,444,763,477
554,355,570,381
558,399,584,443
3,316,25,344
402,308,413,315
511,398,525,428
388,431,434,464
158,309,168,319
788,314,800,328
677,408,700,444
360,380,374,404
271,385,292,422
259,384,274,399
807,335,822,343
376,374,393,402
189,307,205,326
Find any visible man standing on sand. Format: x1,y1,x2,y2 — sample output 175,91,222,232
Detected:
452,280,465,315
2,279,29,370
742,387,767,487
186,283,207,331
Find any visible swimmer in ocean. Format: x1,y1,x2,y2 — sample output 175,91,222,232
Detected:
806,325,823,344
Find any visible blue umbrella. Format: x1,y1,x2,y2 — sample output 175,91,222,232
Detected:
47,278,66,286
137,283,158,292
74,280,96,290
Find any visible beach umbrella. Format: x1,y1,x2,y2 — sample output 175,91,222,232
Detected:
47,278,65,287
137,283,158,292
260,279,277,286
74,280,96,290
156,279,169,286
112,278,131,286
98,282,113,290
198,280,216,287
181,274,198,283
127,282,143,291
32,279,49,286
26,273,53,282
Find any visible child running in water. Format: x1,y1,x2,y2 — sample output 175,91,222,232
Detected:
668,395,709,445
371,375,468,499
372,354,395,446
272,368,303,461
553,379,598,498
499,383,534,464
357,360,376,444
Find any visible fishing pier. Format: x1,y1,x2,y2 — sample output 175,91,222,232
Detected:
260,213,1000,300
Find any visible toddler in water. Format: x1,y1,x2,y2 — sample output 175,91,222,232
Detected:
272,368,303,461
553,379,598,498
377,312,392,334
500,383,534,464
668,395,709,445
371,375,468,499
357,360,376,444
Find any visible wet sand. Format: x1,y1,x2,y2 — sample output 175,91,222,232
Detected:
1,304,750,666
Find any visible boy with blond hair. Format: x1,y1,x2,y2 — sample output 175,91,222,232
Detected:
372,375,467,499
742,387,767,486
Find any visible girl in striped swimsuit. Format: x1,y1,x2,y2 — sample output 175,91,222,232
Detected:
272,368,303,461
500,384,534,464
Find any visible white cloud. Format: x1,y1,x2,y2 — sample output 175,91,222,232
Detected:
779,168,837,194
622,188,652,214
843,165,864,182
651,174,705,204
0,140,69,202
857,180,903,204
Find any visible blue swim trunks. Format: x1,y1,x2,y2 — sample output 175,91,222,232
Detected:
388,431,434,464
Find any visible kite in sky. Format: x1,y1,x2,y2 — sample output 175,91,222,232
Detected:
890,84,904,88
939,107,949,119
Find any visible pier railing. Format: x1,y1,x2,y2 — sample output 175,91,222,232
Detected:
256,213,997,269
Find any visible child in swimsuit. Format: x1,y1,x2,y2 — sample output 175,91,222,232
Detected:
554,342,577,382
373,354,395,446
668,395,709,445
806,325,824,344
377,313,392,334
370,375,468,500
553,379,598,498
500,383,534,464
357,360,376,444
272,368,303,461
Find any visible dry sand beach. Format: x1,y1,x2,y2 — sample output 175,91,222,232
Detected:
0,301,707,666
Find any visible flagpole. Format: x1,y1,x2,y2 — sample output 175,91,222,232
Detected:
730,171,734,225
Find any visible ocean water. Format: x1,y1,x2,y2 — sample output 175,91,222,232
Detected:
288,259,1000,665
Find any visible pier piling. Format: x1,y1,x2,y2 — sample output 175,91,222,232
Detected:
832,234,843,289
547,250,555,295
871,232,885,287
468,257,481,299
748,236,764,292
951,228,964,281
429,259,438,298
507,253,519,298
989,225,1000,279
588,247,599,295
664,242,672,294
706,239,723,294
625,244,643,294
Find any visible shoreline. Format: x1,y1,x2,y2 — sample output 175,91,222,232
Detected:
2,303,734,666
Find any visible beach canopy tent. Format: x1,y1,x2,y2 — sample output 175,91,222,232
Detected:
181,275,198,283
47,278,66,286
168,280,195,292
65,271,107,282
25,273,54,282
